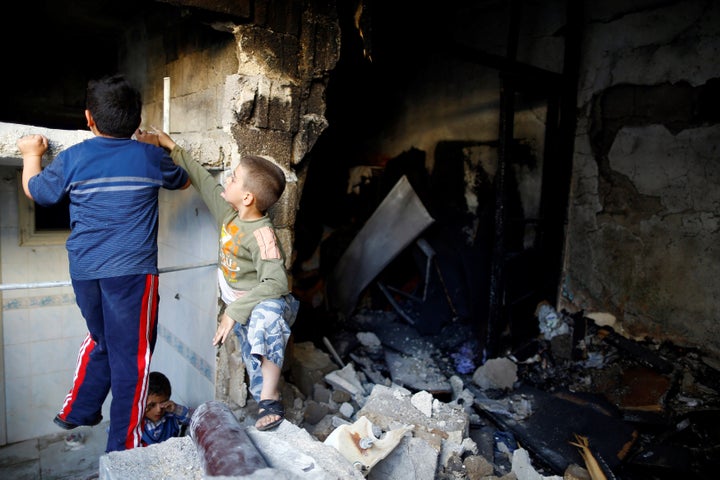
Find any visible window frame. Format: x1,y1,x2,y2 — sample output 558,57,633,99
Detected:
17,170,69,246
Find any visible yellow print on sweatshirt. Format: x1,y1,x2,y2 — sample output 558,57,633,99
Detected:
220,223,244,281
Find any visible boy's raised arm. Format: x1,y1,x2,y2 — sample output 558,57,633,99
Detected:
17,134,49,200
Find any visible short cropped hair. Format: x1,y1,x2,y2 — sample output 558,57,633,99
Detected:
240,155,286,213
148,371,171,398
86,74,142,138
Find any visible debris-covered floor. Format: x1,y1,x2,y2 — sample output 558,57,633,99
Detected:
281,303,720,479
91,298,720,479
279,173,720,479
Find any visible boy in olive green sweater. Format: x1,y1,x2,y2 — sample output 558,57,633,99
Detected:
137,128,298,431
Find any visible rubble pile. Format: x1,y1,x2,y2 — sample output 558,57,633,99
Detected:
102,304,720,479
275,305,720,479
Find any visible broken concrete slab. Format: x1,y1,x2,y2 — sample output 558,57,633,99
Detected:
356,384,469,452
367,435,439,480
0,121,92,166
99,437,200,480
323,363,367,401
99,418,365,480
247,421,365,479
385,350,452,394
351,314,453,393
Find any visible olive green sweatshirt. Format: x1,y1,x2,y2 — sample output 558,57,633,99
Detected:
170,146,289,325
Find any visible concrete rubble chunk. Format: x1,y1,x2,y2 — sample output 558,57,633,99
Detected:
338,402,354,419
367,435,438,480
99,436,200,480
411,390,434,417
323,362,366,399
512,447,564,480
247,421,366,479
385,349,452,393
0,121,92,166
472,357,518,391
356,384,469,451
356,331,382,349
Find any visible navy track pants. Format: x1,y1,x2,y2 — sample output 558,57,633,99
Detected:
57,274,158,452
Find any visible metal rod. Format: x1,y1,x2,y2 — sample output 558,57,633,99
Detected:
163,76,171,132
158,261,216,274
0,280,72,291
0,262,215,291
322,336,345,368
376,282,416,326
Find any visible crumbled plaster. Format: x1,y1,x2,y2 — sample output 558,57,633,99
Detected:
563,123,720,356
578,0,720,106
562,0,720,359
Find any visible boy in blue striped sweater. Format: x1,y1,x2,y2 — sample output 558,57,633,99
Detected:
17,74,190,452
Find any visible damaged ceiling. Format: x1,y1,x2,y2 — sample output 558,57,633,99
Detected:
0,0,243,129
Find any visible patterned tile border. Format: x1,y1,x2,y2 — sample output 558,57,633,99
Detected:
2,293,76,310
157,323,214,382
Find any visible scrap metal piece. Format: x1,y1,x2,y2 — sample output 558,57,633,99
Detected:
377,282,417,325
327,175,435,317
324,416,412,474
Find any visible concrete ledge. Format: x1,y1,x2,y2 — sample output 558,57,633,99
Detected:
0,122,92,167
99,420,364,480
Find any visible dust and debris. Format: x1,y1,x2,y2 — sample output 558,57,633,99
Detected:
100,437,203,479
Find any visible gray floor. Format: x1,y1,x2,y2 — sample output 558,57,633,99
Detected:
0,421,108,480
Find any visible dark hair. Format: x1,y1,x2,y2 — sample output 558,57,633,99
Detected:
148,371,171,398
86,74,142,138
239,155,286,213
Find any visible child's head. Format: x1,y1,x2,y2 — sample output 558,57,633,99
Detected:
86,74,142,138
145,371,171,423
231,155,286,213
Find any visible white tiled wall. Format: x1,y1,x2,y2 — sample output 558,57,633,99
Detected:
154,186,219,409
0,166,219,445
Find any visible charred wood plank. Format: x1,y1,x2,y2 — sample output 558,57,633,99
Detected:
587,320,675,374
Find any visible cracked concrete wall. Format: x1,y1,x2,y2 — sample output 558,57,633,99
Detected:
559,0,720,358
114,1,339,408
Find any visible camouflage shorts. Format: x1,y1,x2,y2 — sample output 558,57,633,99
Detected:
233,294,299,400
